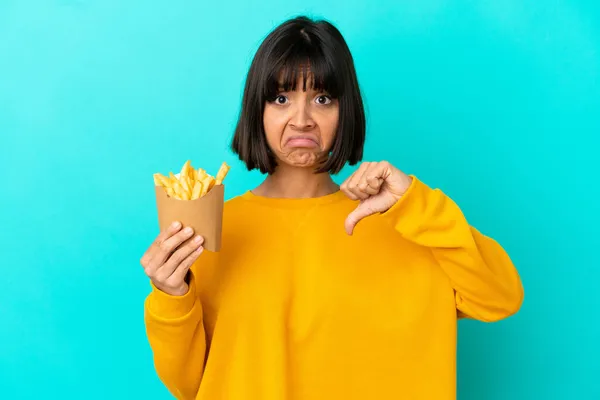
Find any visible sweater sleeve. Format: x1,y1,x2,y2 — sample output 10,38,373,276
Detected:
144,270,206,400
381,176,524,322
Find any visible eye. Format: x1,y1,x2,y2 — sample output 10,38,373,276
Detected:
315,95,332,105
274,95,288,105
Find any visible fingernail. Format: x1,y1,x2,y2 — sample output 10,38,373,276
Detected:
195,246,204,253
171,221,181,229
193,235,203,243
184,227,193,234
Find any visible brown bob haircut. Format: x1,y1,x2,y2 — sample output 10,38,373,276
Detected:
231,16,366,175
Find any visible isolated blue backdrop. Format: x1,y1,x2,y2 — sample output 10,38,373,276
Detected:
1,1,598,399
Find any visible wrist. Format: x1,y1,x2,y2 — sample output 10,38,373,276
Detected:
153,281,189,297
146,273,198,319
397,174,413,196
388,168,413,198
168,283,189,297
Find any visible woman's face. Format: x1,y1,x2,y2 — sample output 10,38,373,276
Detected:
263,77,339,169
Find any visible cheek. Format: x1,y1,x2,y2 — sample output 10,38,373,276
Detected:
321,108,340,148
263,106,286,147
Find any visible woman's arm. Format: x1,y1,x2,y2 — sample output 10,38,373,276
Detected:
380,177,524,322
144,271,206,399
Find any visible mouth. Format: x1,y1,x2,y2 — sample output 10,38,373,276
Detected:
285,135,320,148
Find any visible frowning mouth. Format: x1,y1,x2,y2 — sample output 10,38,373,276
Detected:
285,135,320,148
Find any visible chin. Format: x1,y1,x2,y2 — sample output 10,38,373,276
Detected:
278,149,327,169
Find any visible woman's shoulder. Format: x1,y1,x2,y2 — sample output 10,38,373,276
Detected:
224,193,246,208
221,192,260,234
222,191,253,215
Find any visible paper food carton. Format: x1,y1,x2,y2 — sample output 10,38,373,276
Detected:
153,160,230,252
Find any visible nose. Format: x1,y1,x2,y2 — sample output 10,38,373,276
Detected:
289,102,315,130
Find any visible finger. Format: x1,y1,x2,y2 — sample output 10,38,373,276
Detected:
362,163,386,194
154,235,204,282
145,226,195,276
357,161,390,197
345,201,378,235
140,221,182,268
341,179,359,200
366,176,384,193
343,162,371,200
354,163,381,195
351,162,379,200
361,182,381,195
167,245,204,287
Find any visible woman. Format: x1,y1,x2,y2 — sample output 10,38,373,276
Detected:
141,16,524,400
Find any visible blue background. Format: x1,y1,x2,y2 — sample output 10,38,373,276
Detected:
1,1,598,399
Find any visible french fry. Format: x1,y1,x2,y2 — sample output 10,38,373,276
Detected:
154,160,230,200
201,175,215,196
180,160,191,180
215,162,230,185
153,173,170,188
181,176,193,198
191,180,203,200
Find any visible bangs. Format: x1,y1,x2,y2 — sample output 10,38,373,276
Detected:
264,41,340,100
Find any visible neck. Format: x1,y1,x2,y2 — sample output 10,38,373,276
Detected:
253,165,339,199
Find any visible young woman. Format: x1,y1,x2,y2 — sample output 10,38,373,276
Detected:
140,15,523,400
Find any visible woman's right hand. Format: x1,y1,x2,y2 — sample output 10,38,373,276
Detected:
140,221,205,296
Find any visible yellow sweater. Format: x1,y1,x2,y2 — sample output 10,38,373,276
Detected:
144,176,524,400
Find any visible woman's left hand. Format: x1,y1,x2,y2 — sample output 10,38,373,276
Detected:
341,161,413,235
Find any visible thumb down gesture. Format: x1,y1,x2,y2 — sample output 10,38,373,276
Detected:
340,161,413,235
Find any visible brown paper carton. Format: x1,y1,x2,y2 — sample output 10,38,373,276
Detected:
154,183,224,252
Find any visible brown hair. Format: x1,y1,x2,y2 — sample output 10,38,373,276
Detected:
231,16,366,175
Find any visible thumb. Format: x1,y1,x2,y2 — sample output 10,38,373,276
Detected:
345,201,377,235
